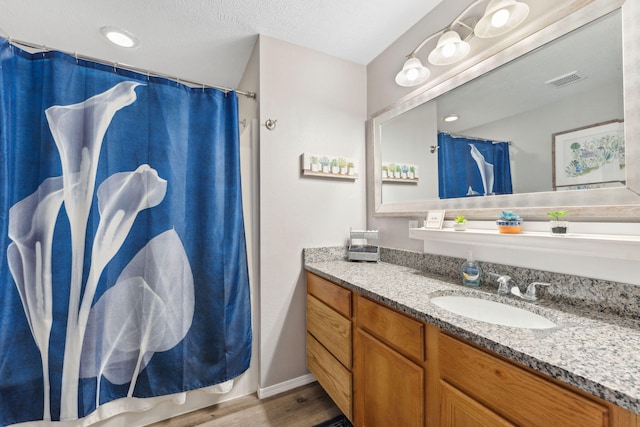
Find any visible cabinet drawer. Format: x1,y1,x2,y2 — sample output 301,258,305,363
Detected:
307,272,352,318
356,295,424,362
439,333,609,427
307,333,352,420
307,294,352,368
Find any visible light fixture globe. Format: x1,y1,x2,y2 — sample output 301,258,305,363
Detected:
428,31,471,66
395,56,430,87
474,0,529,38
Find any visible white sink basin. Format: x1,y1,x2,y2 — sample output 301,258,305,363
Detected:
431,296,556,329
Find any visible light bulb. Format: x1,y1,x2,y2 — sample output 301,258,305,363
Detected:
428,31,470,66
395,56,430,87
475,0,529,38
491,9,511,28
441,43,456,58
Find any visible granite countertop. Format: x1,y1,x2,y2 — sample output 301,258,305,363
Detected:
304,259,640,415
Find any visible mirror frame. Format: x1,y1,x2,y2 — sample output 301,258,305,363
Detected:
368,0,639,221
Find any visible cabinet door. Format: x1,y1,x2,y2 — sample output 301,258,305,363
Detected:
440,380,515,427
354,329,424,427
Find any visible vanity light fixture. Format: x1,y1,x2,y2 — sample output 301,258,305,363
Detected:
395,55,431,87
394,0,530,87
100,26,139,48
474,0,530,38
428,31,471,66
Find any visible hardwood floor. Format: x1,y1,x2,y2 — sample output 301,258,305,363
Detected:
148,381,342,427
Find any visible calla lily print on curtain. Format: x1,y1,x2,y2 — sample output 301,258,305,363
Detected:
437,132,513,199
0,39,251,425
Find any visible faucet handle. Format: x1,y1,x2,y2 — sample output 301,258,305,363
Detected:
524,282,550,300
489,273,511,294
497,275,512,295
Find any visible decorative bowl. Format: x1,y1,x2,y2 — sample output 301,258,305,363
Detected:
496,220,522,234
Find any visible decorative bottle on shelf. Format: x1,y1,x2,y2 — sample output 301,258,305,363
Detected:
461,251,482,287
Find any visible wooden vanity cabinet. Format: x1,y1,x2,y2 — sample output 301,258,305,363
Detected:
438,332,637,427
354,295,426,427
306,271,640,426
306,272,353,420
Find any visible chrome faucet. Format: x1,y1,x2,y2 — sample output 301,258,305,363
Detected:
511,282,550,301
488,273,512,295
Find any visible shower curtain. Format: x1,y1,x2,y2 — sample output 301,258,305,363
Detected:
0,39,252,425
437,132,512,199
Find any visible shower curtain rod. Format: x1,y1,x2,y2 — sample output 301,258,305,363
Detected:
442,131,513,145
6,37,257,100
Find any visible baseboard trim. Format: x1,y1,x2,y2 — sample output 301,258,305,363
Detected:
257,373,316,399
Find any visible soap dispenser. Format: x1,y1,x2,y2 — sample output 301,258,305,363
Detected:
461,251,482,287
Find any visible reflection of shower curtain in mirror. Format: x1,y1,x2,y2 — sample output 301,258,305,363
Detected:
0,39,251,425
437,132,513,199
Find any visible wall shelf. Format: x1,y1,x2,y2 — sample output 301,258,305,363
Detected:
409,226,640,261
302,170,358,180
300,152,358,180
382,177,419,184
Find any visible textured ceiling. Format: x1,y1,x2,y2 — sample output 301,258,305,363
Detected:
0,0,443,89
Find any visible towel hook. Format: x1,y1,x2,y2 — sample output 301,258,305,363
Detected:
265,119,277,131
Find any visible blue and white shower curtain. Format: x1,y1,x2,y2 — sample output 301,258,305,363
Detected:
437,132,512,199
0,39,251,425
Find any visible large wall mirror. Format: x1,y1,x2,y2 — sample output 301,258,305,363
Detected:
370,0,639,220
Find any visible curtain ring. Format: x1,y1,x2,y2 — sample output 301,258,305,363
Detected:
202,83,205,93
147,70,150,81
74,52,79,64
113,62,118,73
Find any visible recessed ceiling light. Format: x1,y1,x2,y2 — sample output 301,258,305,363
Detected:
100,26,139,48
443,114,459,122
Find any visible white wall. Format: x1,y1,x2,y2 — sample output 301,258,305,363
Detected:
258,35,367,392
